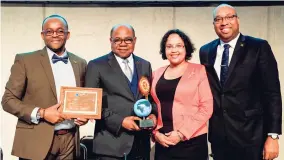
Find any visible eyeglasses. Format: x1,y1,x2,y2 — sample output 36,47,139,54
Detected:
166,44,185,50
214,15,238,24
111,37,134,44
42,29,68,36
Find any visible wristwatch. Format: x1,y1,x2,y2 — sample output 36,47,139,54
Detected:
36,111,41,121
268,134,279,140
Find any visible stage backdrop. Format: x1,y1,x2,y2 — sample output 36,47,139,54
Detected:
1,3,284,160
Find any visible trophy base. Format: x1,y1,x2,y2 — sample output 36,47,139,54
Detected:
135,119,154,128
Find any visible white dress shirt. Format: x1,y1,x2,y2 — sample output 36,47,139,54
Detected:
214,33,240,80
114,53,134,77
31,47,76,130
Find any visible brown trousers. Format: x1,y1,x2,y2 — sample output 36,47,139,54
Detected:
19,132,75,160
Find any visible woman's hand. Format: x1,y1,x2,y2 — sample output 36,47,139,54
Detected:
154,132,175,147
165,131,184,145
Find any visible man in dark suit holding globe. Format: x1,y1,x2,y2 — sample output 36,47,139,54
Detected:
85,24,157,160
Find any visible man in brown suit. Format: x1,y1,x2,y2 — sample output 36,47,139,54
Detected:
2,14,88,160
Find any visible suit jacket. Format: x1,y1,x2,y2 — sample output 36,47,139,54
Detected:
199,34,282,147
85,52,157,158
151,62,213,140
1,48,87,160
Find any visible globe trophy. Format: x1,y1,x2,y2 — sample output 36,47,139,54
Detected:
133,76,154,128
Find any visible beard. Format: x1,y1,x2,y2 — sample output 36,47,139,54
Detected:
47,43,66,55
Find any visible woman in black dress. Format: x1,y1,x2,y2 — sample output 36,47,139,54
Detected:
151,29,213,160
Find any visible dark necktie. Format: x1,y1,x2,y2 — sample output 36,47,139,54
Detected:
51,54,68,64
220,44,230,86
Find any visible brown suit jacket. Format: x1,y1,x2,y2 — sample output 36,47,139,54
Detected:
1,48,87,160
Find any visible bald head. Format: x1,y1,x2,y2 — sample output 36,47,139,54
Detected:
213,4,237,19
110,24,135,37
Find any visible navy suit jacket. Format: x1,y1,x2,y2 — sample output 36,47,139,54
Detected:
199,34,282,147
85,52,157,157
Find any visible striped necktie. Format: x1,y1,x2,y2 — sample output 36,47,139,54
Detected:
220,44,230,86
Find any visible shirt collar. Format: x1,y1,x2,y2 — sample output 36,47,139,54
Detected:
46,47,68,60
220,33,240,49
114,53,134,65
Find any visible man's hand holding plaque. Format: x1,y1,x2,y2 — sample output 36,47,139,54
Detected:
133,76,155,129
38,103,64,124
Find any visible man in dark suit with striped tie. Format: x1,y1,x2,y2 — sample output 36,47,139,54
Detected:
85,24,157,160
199,4,282,160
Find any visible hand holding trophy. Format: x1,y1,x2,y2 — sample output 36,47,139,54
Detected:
133,76,154,128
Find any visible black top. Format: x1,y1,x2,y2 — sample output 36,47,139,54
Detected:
156,70,181,133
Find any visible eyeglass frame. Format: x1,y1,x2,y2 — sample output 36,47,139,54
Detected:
165,44,185,50
213,14,238,24
111,37,135,45
41,29,69,36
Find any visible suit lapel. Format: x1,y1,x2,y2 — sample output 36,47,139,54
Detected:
208,40,222,89
209,40,219,66
224,34,246,88
133,55,142,100
107,52,134,100
68,53,80,87
39,48,57,99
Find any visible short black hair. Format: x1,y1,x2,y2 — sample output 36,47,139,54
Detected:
160,29,195,60
42,14,68,30
110,24,135,37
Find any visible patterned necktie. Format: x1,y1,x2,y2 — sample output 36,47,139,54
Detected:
122,59,133,82
220,44,230,86
52,54,68,64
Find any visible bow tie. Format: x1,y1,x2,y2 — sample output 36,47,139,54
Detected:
51,54,68,64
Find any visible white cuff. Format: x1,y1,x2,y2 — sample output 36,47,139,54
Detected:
31,107,40,124
268,133,279,136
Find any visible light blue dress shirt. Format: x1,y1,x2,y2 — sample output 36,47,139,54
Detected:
31,47,76,130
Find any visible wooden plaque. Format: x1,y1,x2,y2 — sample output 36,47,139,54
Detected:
59,86,102,119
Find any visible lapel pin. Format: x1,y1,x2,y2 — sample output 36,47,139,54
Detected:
188,71,195,78
240,43,244,47
73,60,77,64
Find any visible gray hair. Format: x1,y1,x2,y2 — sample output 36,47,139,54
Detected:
213,4,237,18
110,24,135,37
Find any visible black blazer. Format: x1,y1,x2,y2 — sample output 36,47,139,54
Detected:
85,52,157,157
199,34,282,147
